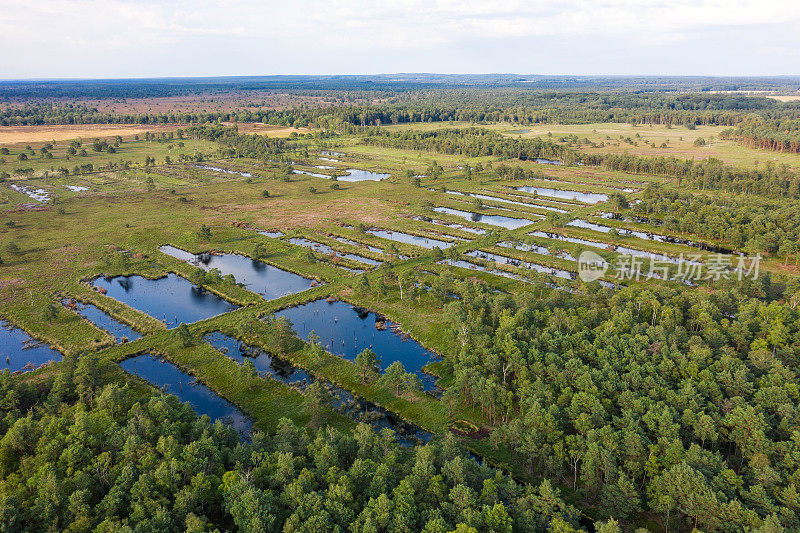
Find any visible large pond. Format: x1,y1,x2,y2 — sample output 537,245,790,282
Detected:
93,273,238,327
205,331,432,445
433,207,538,230
65,300,141,342
512,186,608,204
121,354,253,438
367,228,456,249
287,238,381,267
160,245,315,300
275,299,440,391
339,169,390,182
0,320,62,372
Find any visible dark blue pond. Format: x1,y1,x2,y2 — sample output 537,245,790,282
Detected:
120,353,253,438
205,331,312,385
160,245,316,300
205,331,431,445
275,299,439,391
65,300,141,342
0,320,62,372
93,273,238,328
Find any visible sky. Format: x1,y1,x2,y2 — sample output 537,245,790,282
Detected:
1,0,799,79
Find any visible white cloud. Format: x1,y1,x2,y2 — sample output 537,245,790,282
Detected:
0,0,798,77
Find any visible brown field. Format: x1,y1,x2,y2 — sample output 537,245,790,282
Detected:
0,122,316,145
768,95,800,102
227,123,317,137
0,123,183,145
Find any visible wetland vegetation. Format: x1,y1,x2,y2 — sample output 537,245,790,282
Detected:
3,74,800,532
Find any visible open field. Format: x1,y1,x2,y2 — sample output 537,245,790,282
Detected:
384,120,800,170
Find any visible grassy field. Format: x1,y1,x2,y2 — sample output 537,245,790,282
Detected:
382,120,800,170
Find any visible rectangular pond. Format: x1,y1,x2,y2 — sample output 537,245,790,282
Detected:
566,221,733,254
205,331,312,385
443,189,568,213
339,169,389,182
512,186,608,204
295,168,390,182
64,299,141,342
93,273,238,327
499,241,577,261
205,331,432,446
531,231,702,266
433,206,539,230
413,215,487,235
366,228,456,249
441,259,530,283
120,353,253,438
330,236,388,254
275,299,440,391
287,238,381,267
160,245,316,300
0,320,62,372
466,250,575,280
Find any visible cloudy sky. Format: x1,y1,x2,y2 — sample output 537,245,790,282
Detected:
1,0,799,78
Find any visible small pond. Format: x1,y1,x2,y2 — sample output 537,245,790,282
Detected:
466,251,575,280
367,228,456,249
160,245,316,300
93,273,238,327
206,331,432,446
413,216,487,235
512,186,608,204
0,320,62,372
10,184,50,202
338,169,390,182
287,238,381,267
433,207,538,230
275,299,440,391
64,300,141,342
195,164,252,178
121,354,253,438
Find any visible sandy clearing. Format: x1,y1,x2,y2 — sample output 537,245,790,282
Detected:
0,123,183,145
